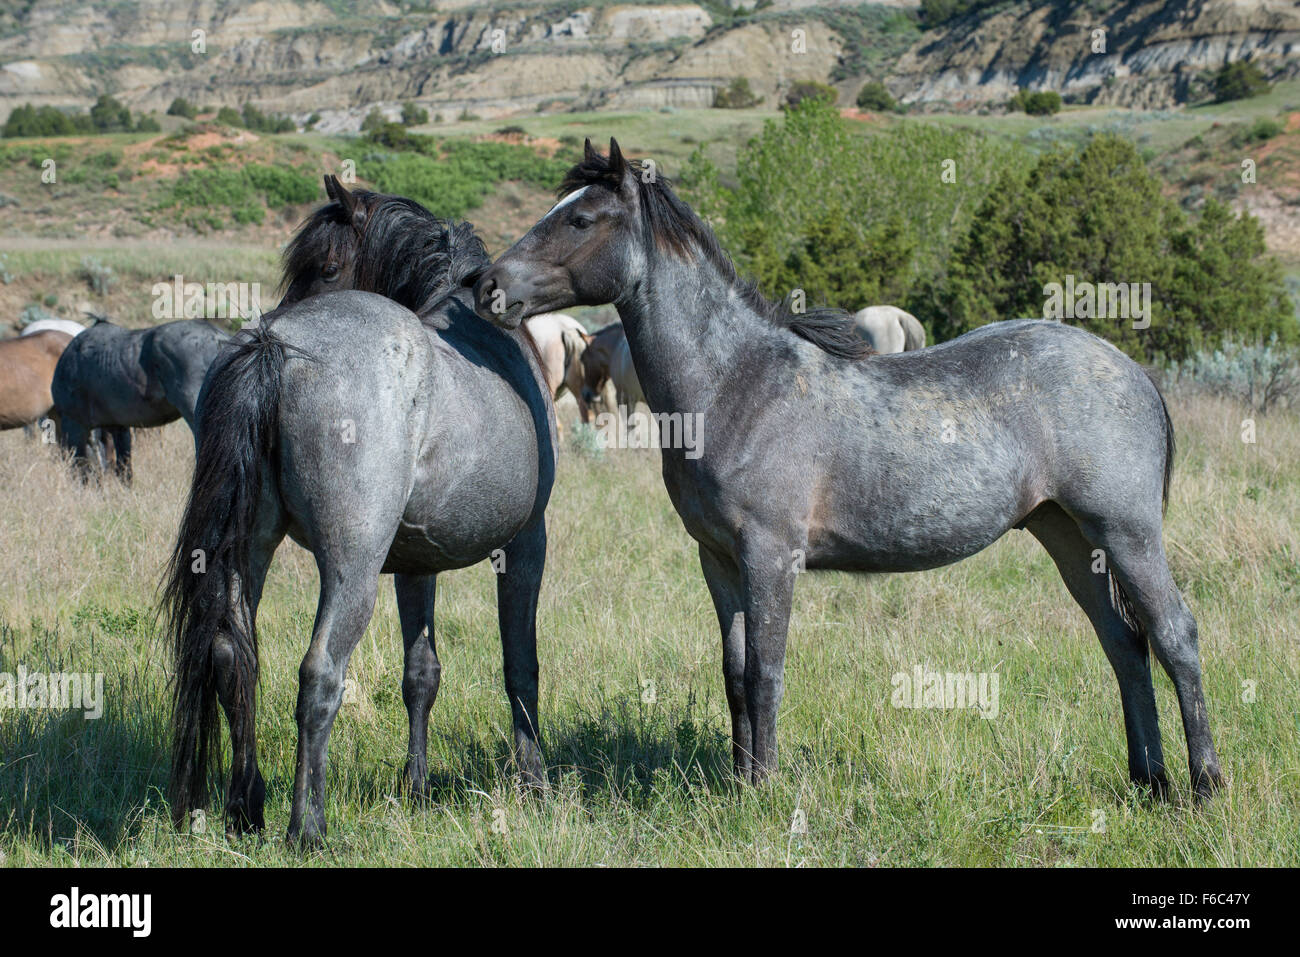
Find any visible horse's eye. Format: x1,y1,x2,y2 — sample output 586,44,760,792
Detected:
322,263,340,280
569,214,594,230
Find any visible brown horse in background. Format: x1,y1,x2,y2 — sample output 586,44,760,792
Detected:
0,330,72,434
578,321,623,416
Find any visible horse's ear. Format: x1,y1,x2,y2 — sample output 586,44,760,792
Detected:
608,138,626,177
583,137,599,163
326,174,364,229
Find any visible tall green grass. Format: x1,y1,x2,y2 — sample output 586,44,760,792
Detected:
0,390,1296,866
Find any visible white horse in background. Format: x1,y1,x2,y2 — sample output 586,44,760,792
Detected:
525,312,591,423
21,317,87,339
852,305,925,354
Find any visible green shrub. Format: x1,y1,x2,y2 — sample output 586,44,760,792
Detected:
89,95,132,132
1009,88,1062,115
167,97,198,119
941,135,1295,360
168,163,318,223
1234,116,1284,146
360,138,571,218
784,81,837,110
681,97,1029,315
362,122,434,151
1212,61,1270,103
240,103,295,133
401,102,429,126
215,106,241,127
714,78,762,109
855,81,899,113
919,0,999,28
1166,335,1299,412
80,256,117,295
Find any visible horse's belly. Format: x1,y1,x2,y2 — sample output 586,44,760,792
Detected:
383,462,539,573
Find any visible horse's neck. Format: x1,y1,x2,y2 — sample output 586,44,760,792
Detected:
616,255,775,415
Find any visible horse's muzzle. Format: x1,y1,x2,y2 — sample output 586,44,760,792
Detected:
472,268,528,330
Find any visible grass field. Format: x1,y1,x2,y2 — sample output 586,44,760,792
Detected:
0,389,1296,867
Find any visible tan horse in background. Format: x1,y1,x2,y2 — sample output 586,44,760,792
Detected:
525,312,592,423
0,329,72,433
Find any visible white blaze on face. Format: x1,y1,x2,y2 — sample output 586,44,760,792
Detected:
543,186,588,221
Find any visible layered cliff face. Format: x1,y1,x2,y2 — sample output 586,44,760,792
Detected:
889,0,1300,109
0,0,1297,125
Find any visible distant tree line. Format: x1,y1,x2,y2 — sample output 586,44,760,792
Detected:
3,96,160,137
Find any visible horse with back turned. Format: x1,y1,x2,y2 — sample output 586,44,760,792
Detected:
164,177,554,846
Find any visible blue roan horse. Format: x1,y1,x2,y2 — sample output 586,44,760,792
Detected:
164,179,555,846
471,140,1223,801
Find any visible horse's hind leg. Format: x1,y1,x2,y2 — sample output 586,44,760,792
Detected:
288,555,383,846
699,543,752,782
107,426,132,483
395,573,440,797
496,516,547,788
1025,503,1168,795
1087,523,1224,800
212,499,284,836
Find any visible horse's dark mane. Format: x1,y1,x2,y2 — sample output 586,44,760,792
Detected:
281,191,490,317
560,154,872,361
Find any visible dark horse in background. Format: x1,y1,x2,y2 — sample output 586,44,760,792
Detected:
472,140,1223,801
164,177,554,846
51,316,229,481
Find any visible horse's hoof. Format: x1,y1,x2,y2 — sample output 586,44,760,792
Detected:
1135,773,1171,802
287,826,325,851
1193,766,1226,803
516,766,550,795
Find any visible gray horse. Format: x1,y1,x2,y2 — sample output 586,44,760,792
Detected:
472,140,1223,801
51,316,229,481
163,179,554,847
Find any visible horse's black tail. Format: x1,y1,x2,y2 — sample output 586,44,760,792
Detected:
1149,371,1176,514
161,323,289,828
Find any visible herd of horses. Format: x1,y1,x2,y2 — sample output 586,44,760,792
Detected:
0,139,1221,846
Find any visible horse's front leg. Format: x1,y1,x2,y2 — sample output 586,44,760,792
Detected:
496,517,547,788
738,536,798,784
394,572,440,798
108,425,132,483
699,544,751,782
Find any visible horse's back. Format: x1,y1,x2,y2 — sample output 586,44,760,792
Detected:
848,319,1166,529
21,318,85,339
261,291,549,573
